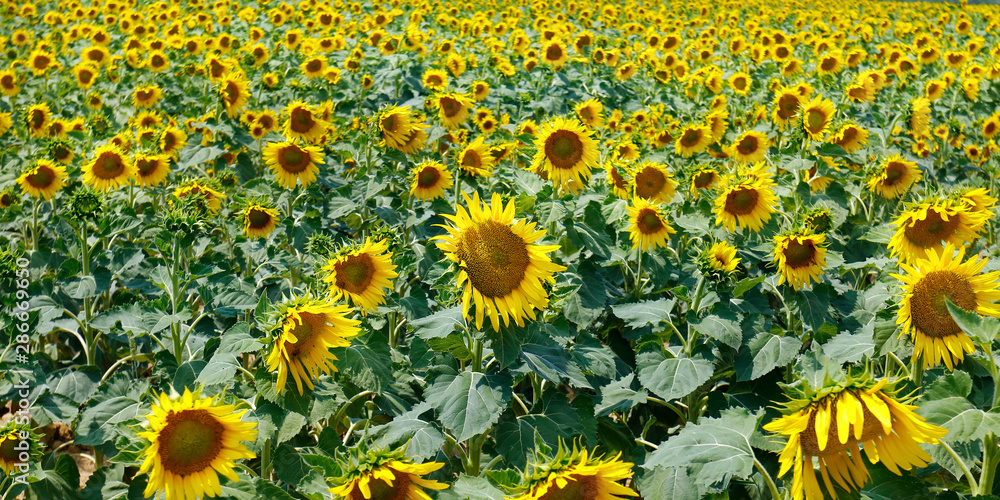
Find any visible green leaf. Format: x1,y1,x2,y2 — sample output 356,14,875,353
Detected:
732,276,767,298
372,402,447,459
254,403,307,445
947,298,999,344
636,350,714,401
214,322,263,355
735,332,801,381
923,371,973,400
330,331,393,392
494,390,585,468
644,408,761,488
596,374,648,416
688,308,743,349
791,285,831,333
859,225,893,244
521,343,592,389
75,396,144,446
821,324,875,364
611,298,676,329
409,305,465,340
426,370,512,442
916,397,1000,443
637,467,700,500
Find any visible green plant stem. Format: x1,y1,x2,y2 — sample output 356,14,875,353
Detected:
984,343,1000,409
941,440,978,493
979,434,1000,495
466,434,484,477
633,250,644,296
331,391,374,432
81,221,97,366
31,199,40,251
754,458,781,500
170,237,184,364
261,438,273,480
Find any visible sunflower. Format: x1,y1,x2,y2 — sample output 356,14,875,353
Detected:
728,71,752,95
764,376,947,500
72,62,100,89
328,446,448,500
378,105,424,151
507,441,638,500
575,98,605,128
433,192,566,331
243,203,279,239
283,101,329,143
959,187,998,213
702,241,741,273
982,114,1000,140
133,153,170,187
17,160,67,200
689,165,721,197
605,162,631,199
300,55,328,78
771,87,802,129
888,199,988,263
532,117,600,193
773,231,827,291
432,91,474,129
674,123,713,157
322,238,398,315
265,296,361,395
541,39,569,69
713,176,778,233
801,96,835,141
453,135,495,178
138,388,257,500
28,49,56,76
0,69,20,97
831,123,869,153
910,97,931,137
867,155,921,199
410,160,453,201
263,140,324,189
26,103,51,138
421,67,448,91
725,130,770,164
626,197,675,251
174,182,226,213
630,162,678,204
894,243,1000,370
471,80,490,101
0,422,43,475
218,72,249,118
83,144,136,191
133,85,163,108
160,127,188,157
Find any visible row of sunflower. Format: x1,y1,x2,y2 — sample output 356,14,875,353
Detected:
2,0,1000,499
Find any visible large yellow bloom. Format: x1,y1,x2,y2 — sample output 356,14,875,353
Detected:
322,238,398,315
888,199,988,263
217,72,249,118
83,144,136,191
133,153,171,187
507,443,638,500
174,182,226,213
893,243,1000,370
17,160,67,200
329,449,448,500
773,232,827,291
532,117,600,193
702,241,741,273
263,140,324,189
801,96,835,141
626,197,675,251
630,162,678,204
283,101,329,143
242,204,279,239
867,155,921,199
831,123,869,153
434,192,566,331
575,98,605,128
713,177,778,233
410,160,453,201
138,388,257,500
457,135,496,177
725,130,770,164
764,377,946,500
265,297,361,395
674,123,713,157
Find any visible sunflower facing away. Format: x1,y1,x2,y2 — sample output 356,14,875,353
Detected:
138,388,258,500
434,192,566,331
893,243,1000,370
507,441,638,500
888,198,989,263
263,140,325,189
322,238,399,315
867,155,921,199
713,176,778,233
243,203,279,239
532,117,600,193
83,144,136,191
764,375,946,500
626,197,675,251
328,445,448,500
17,160,67,200
265,296,361,395
410,160,453,201
773,231,828,291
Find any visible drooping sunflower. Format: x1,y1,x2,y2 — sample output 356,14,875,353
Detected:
433,192,566,331
242,203,279,239
674,123,714,157
174,182,227,213
725,130,770,164
265,296,361,395
910,97,932,137
133,153,171,187
531,117,600,193
377,105,424,152
958,187,998,214
866,155,920,199
507,441,638,500
630,162,679,204
888,198,988,263
82,144,136,191
328,445,449,500
410,160,453,201
0,422,43,474
764,375,947,500
605,162,631,199
283,101,329,143
262,140,325,189
457,135,496,177
575,98,605,129
894,243,1000,370
17,160,67,200
626,197,675,251
773,231,828,291
321,238,399,315
138,388,258,500
801,96,835,141
217,72,249,118
713,177,779,233
431,91,474,129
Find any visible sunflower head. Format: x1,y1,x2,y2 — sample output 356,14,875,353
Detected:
328,443,448,500
773,230,828,291
0,422,44,474
508,439,638,500
532,117,600,193
410,160,453,201
321,238,399,316
626,197,676,251
241,198,280,239
17,160,67,200
888,198,989,263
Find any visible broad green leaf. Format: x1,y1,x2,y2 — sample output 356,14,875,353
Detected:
426,370,512,442
821,324,874,364
636,350,714,401
947,298,999,344
330,331,393,392
611,298,676,329
732,276,767,298
409,305,465,340
443,475,508,500
75,396,144,446
735,332,801,381
521,343,592,389
494,390,584,468
596,374,648,416
916,396,1000,443
214,322,263,355
688,308,743,349
637,467,700,500
372,402,447,459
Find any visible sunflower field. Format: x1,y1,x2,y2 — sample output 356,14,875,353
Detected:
4,0,1000,498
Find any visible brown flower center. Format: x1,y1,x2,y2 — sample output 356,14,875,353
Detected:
636,208,663,234
544,130,584,169
536,474,599,500
290,107,317,134
278,145,310,173
909,270,977,338
736,135,759,155
348,468,411,500
799,394,885,456
157,409,224,476
247,208,272,229
545,44,563,61
680,128,703,147
94,152,124,178
456,220,529,298
725,187,759,215
777,94,800,120
417,167,441,188
783,239,817,268
334,254,376,294
903,210,958,249
634,166,666,199
439,97,462,118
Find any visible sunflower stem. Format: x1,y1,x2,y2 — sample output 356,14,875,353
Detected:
942,440,978,493
752,457,781,499
80,220,97,366
633,250,644,296
31,198,40,251
980,434,1000,495
261,438,273,480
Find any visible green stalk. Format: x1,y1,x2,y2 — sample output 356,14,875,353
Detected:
633,250,644,296
941,440,978,493
170,237,184,364
979,434,1000,495
753,458,781,500
261,438,273,480
81,221,96,366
